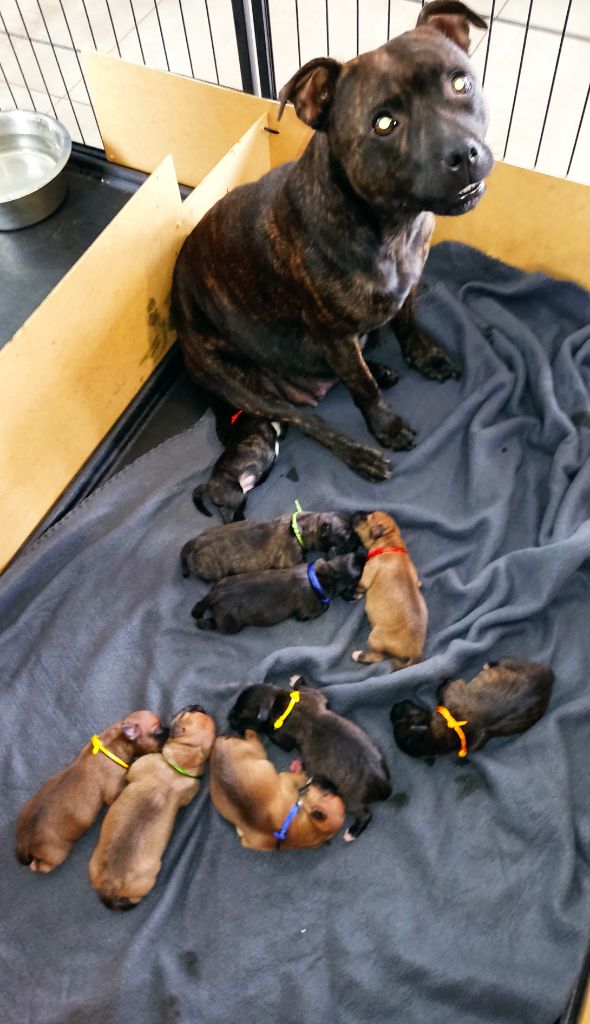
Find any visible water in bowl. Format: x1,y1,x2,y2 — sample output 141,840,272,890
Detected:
0,135,56,202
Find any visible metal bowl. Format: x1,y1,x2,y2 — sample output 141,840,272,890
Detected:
0,110,72,231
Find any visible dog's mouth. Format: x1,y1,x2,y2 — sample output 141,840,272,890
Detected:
423,181,485,217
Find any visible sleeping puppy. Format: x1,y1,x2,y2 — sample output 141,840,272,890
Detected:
15,711,167,874
88,705,216,909
193,412,285,523
352,510,427,668
181,508,358,581
209,730,345,851
391,658,555,759
228,678,391,839
191,551,366,633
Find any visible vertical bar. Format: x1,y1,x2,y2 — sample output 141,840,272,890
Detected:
57,0,100,139
104,0,122,58
387,0,391,41
481,0,496,88
152,1,170,72
128,0,146,63
0,11,36,110
80,0,98,49
0,58,18,108
325,0,330,55
534,0,573,167
294,0,302,68
178,0,195,79
34,0,84,139
356,0,359,55
566,83,589,177
502,0,534,160
14,0,58,118
249,0,276,99
203,0,220,85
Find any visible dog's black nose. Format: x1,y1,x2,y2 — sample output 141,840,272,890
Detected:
443,140,484,183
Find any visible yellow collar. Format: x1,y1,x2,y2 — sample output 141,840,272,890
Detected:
273,690,301,730
90,734,129,769
435,706,468,758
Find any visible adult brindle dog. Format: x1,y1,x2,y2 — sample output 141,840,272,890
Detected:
172,1,492,482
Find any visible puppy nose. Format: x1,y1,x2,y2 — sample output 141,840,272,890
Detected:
442,140,482,181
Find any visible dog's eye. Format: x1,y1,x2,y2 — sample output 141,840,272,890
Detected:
450,73,472,95
372,112,398,136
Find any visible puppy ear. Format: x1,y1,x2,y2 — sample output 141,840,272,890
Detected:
278,57,342,130
416,0,487,53
122,722,140,740
310,808,327,822
319,521,331,543
370,523,384,539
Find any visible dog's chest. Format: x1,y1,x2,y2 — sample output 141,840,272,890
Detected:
374,213,434,312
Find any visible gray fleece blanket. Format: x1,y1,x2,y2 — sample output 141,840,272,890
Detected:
2,242,590,1024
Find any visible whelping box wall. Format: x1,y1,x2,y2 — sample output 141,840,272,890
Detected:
1,52,588,574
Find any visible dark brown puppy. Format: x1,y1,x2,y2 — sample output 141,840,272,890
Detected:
209,731,345,851
391,658,555,759
171,2,491,483
191,551,366,633
181,509,357,581
88,706,216,909
193,413,285,523
228,678,391,839
15,711,167,873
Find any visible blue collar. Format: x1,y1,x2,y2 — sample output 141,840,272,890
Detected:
273,800,302,849
307,562,330,605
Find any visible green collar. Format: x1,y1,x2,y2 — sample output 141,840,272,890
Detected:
161,752,203,779
291,499,304,548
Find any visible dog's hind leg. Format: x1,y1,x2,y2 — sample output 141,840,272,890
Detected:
352,648,387,664
365,360,399,390
177,329,391,482
393,288,460,383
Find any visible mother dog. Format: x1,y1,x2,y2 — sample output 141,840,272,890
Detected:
172,1,492,481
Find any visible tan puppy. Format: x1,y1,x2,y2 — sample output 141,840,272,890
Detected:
88,705,216,909
352,510,428,668
15,711,166,874
209,730,345,851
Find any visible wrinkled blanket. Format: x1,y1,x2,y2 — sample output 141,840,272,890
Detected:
2,242,590,1024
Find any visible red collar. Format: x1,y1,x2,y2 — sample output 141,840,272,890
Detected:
367,546,407,559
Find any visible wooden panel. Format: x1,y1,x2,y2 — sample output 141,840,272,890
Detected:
82,52,311,186
0,156,184,571
433,161,590,291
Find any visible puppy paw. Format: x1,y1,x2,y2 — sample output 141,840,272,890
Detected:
352,650,362,662
289,759,303,773
289,674,302,687
343,829,356,842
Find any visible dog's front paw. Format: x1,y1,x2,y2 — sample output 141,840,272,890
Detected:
404,338,461,382
367,405,416,451
343,829,356,842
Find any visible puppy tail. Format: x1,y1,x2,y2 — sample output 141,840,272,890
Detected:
99,892,137,912
180,541,195,578
191,594,212,619
15,843,33,866
193,485,214,518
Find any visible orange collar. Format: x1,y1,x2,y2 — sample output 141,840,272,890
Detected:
435,706,469,758
367,546,407,559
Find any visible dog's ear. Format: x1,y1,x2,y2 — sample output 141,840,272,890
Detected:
417,1,487,53
278,57,342,130
310,808,327,822
370,523,384,539
122,722,140,740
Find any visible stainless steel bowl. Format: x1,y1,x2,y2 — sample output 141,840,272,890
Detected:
0,110,72,230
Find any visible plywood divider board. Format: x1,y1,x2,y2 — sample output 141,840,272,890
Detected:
181,114,271,229
433,161,590,291
0,156,184,572
82,53,311,187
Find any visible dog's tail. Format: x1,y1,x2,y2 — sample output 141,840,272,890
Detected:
192,484,214,518
191,594,218,630
15,843,33,867
99,892,137,912
175,317,391,483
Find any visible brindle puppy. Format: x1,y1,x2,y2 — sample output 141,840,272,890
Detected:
171,1,491,482
193,413,285,523
228,678,392,839
88,706,216,909
191,552,366,633
181,509,357,581
391,658,555,759
15,711,167,873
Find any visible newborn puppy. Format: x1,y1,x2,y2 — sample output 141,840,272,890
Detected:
352,510,427,668
15,711,166,874
193,412,285,523
88,705,216,910
391,658,555,759
191,551,365,633
181,508,358,581
228,679,391,839
209,730,345,851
